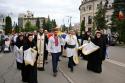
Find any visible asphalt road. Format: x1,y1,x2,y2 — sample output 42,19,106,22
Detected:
0,46,125,83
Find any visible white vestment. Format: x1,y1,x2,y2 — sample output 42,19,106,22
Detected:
37,33,45,68
65,35,79,57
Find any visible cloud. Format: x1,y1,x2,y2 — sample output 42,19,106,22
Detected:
0,0,81,25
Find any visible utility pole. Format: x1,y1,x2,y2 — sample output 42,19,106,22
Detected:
69,16,72,31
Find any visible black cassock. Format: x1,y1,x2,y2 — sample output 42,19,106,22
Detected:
22,40,38,83
87,36,106,73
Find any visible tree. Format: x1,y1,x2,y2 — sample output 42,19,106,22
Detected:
25,21,37,32
36,18,40,30
94,2,107,30
51,19,57,28
14,24,20,33
111,0,125,43
5,16,12,35
46,16,52,32
80,20,85,36
61,24,68,32
42,18,47,30
42,16,57,32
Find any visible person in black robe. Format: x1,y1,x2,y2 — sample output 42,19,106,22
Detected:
15,35,24,70
22,34,38,83
76,32,82,57
87,31,106,73
44,30,49,63
102,34,109,60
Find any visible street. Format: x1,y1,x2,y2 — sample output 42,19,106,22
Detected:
0,46,125,83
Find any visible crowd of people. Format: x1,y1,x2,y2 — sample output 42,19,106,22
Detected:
0,28,109,83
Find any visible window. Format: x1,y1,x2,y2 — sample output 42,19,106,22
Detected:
88,16,92,24
108,4,112,8
82,7,86,11
88,5,92,10
97,4,99,9
3,18,4,22
83,17,85,22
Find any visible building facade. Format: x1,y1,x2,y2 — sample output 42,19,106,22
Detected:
79,0,114,31
0,15,5,32
18,11,48,29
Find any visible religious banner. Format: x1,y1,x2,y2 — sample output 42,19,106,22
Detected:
15,46,23,63
79,41,100,55
24,48,37,66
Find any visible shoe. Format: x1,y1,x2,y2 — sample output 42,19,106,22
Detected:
68,65,70,68
38,68,45,71
22,79,28,83
45,61,48,64
53,73,57,77
70,68,73,72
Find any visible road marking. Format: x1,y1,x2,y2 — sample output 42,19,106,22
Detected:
59,67,74,83
106,59,125,68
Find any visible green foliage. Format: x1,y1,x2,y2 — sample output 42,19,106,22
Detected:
42,18,47,30
36,18,40,29
111,0,125,42
25,21,37,32
52,19,57,28
14,24,20,33
42,16,57,32
61,24,68,32
5,16,12,35
80,20,85,36
46,16,52,32
93,3,106,29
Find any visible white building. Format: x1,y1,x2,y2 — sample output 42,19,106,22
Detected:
18,11,48,29
79,0,114,31
0,15,5,32
72,23,80,30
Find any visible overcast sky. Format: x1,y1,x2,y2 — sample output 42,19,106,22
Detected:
0,0,81,26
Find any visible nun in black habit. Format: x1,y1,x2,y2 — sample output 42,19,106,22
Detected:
22,34,38,83
87,31,106,73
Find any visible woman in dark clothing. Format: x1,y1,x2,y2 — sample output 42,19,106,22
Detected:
22,34,38,83
15,35,24,70
87,31,105,73
44,31,49,63
101,34,108,60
